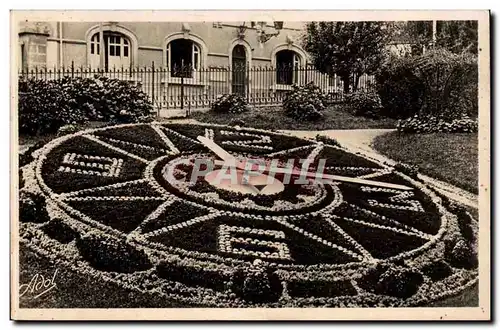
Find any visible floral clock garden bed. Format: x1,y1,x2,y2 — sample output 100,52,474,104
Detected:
19,122,478,307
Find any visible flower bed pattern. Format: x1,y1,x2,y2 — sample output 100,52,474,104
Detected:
19,122,478,307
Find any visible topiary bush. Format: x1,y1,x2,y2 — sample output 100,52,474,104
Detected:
282,82,327,121
315,134,341,147
344,88,383,118
394,162,419,179
210,94,250,114
76,230,152,273
397,114,478,134
41,218,79,244
18,75,154,136
57,124,80,136
447,239,478,269
375,266,424,299
19,190,50,224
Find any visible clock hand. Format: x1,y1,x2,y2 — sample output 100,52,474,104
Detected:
199,136,412,191
197,136,262,194
213,159,413,191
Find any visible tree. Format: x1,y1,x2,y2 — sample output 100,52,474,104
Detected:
395,20,478,55
435,21,478,55
391,21,433,56
302,21,391,93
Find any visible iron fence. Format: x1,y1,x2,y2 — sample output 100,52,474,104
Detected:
19,62,375,114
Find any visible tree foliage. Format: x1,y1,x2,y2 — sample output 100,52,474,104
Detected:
302,21,391,93
436,21,478,55
394,20,478,55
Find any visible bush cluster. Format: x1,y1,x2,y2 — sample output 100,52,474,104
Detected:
374,55,425,119
210,94,250,114
375,49,478,120
282,82,327,121
344,88,383,119
19,76,154,136
397,114,478,134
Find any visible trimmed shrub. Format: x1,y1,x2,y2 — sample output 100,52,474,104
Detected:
344,88,383,118
315,134,341,147
375,266,424,299
421,260,453,281
19,190,50,224
57,124,80,136
282,82,327,121
42,218,79,244
76,230,152,273
242,268,272,302
18,75,154,136
397,114,478,134
447,239,478,269
394,162,419,179
211,94,250,114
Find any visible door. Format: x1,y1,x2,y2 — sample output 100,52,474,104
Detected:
231,45,247,96
89,34,101,69
276,50,299,85
105,34,130,70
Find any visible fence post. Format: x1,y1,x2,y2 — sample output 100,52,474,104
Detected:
180,69,184,110
246,61,250,102
151,61,155,112
71,61,74,78
305,61,308,84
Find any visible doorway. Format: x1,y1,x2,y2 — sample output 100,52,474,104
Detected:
231,45,247,96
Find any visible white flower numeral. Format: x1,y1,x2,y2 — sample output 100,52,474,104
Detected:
217,225,292,261
219,130,273,151
57,153,124,177
361,186,425,213
205,128,215,140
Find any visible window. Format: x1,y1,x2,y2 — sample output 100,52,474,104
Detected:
167,39,201,78
89,32,130,70
20,44,27,72
90,33,100,55
276,50,300,85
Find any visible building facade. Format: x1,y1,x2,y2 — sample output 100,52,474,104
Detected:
18,21,373,113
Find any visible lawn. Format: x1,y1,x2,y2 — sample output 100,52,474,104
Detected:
372,132,478,194
191,105,397,130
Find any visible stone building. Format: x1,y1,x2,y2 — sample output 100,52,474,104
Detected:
17,21,371,114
